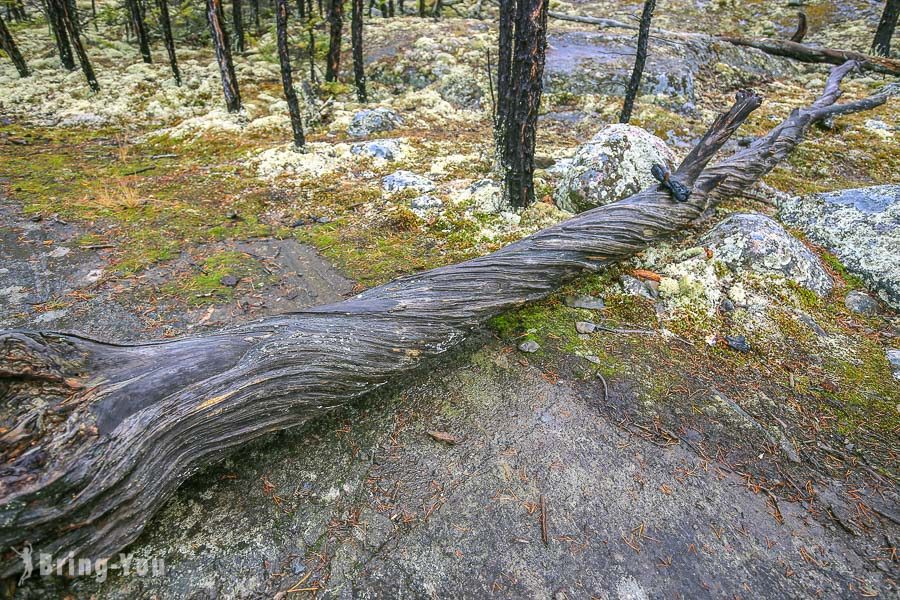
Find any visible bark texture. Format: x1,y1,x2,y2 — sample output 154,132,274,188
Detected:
0,11,29,76
790,11,807,43
275,0,306,148
619,0,655,124
0,63,894,576
44,0,75,69
232,0,245,53
325,0,343,81
126,0,152,63
721,36,900,75
207,0,242,112
52,0,98,90
872,0,899,56
351,0,367,101
157,0,181,84
495,0,549,208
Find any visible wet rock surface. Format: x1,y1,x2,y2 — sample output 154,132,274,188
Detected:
778,185,900,309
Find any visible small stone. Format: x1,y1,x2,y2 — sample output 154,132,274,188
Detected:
348,107,404,138
844,291,880,316
382,170,435,193
719,299,735,313
350,139,402,160
887,350,900,381
518,340,540,353
620,274,654,300
564,295,605,310
219,275,239,287
725,334,751,353
410,195,443,213
575,321,596,334
29,214,42,222
312,215,331,224
581,354,602,365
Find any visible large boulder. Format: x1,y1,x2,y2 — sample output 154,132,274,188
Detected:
348,107,404,138
778,185,899,309
553,124,675,213
701,213,833,296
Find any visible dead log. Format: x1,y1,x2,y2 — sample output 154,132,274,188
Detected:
720,36,900,76
0,62,894,576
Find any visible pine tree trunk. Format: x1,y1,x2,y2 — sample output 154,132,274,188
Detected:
126,0,152,63
495,0,549,208
619,0,655,123
351,0,366,101
418,0,423,17
66,0,78,36
0,11,29,76
275,0,305,147
308,26,316,82
232,0,245,53
157,0,180,84
296,0,305,19
44,0,75,69
252,0,259,33
872,0,899,56
207,0,242,112
52,0,98,89
379,0,386,17
324,0,342,81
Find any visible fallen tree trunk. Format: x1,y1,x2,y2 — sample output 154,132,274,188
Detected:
0,62,893,575
720,37,900,76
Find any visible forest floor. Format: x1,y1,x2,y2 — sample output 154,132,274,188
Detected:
1,0,898,597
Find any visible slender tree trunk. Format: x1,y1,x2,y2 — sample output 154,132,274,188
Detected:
619,0,655,123
418,0,423,17
351,0,366,101
232,0,244,52
495,0,549,208
296,0,305,19
324,0,342,81
66,0,78,36
431,0,440,17
126,0,152,63
207,0,242,112
388,0,393,17
789,11,807,43
872,0,899,56
157,0,180,84
308,26,316,82
0,64,888,574
379,0,386,16
275,0,305,147
44,0,75,69
251,0,259,33
52,0,98,89
0,11,28,76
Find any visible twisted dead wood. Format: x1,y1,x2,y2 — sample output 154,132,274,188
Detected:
0,62,893,575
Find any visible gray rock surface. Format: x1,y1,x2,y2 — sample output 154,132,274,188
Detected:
888,349,900,381
410,194,443,215
347,107,404,138
779,185,900,309
701,213,833,296
553,124,675,213
845,290,880,316
15,343,895,599
382,170,435,193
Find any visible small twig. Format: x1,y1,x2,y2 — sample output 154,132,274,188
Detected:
122,165,154,176
540,494,549,546
149,153,178,160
